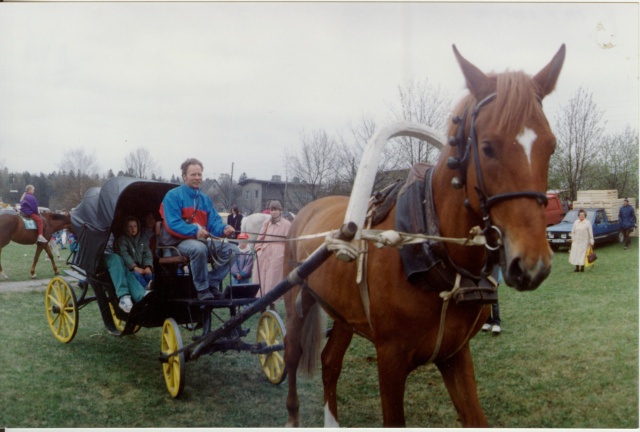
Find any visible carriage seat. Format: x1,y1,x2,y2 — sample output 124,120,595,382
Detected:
154,221,190,266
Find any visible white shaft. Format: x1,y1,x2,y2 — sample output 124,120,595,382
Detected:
344,121,446,236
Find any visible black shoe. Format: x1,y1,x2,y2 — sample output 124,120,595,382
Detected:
208,284,224,299
198,290,215,301
580,266,584,272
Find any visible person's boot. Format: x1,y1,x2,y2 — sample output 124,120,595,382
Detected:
580,266,585,272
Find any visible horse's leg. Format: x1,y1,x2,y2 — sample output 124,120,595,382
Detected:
284,306,304,427
376,344,410,427
284,286,310,427
0,247,7,279
435,343,488,427
30,243,54,279
321,320,353,427
42,243,59,275
284,287,327,427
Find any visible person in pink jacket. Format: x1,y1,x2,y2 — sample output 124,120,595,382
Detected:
254,200,291,309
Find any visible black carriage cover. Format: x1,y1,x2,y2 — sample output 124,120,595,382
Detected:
71,177,177,277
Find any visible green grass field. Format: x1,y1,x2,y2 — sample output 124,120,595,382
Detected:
0,239,637,428
0,241,74,281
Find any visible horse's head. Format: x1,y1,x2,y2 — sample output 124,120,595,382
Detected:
437,45,565,291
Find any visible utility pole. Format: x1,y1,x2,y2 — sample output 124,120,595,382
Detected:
229,162,235,206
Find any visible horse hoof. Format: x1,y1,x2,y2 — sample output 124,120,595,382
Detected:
31,274,37,280
0,273,8,280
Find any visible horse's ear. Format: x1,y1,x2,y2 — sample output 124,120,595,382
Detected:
452,44,493,100
532,44,566,99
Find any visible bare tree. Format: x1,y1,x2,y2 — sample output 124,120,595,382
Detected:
284,129,337,208
387,78,452,166
53,148,101,209
592,126,639,198
124,147,159,179
549,87,605,200
334,114,405,196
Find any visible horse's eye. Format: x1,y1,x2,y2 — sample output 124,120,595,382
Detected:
481,143,495,158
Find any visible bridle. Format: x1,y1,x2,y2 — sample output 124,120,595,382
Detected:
446,92,549,272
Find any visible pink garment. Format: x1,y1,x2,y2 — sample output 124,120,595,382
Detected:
254,217,291,298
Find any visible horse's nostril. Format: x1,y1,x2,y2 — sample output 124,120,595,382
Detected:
506,255,551,291
508,258,526,287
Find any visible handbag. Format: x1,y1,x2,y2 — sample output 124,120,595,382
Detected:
587,247,598,264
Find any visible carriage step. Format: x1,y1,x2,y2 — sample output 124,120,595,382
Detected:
63,268,87,283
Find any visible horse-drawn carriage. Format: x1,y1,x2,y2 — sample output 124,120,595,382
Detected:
44,176,288,397
44,43,565,427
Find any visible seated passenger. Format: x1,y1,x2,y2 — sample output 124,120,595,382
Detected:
117,216,154,290
230,232,254,283
103,234,147,313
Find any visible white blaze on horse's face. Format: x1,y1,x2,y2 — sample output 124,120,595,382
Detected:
516,127,537,169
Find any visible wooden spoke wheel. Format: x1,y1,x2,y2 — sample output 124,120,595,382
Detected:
161,318,185,398
256,310,287,384
108,303,141,335
45,276,79,344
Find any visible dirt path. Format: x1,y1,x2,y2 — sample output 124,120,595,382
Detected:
0,278,52,293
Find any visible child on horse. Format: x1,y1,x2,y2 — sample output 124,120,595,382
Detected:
19,184,47,243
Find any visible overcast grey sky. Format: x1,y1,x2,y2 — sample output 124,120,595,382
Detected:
0,2,637,182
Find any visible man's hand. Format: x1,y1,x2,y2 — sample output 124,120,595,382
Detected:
223,225,235,238
196,226,210,240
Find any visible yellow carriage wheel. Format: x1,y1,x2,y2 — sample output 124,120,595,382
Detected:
256,310,287,384
161,318,185,398
45,276,79,344
108,303,141,335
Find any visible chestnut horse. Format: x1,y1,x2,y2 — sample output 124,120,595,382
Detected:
283,44,565,427
0,212,73,279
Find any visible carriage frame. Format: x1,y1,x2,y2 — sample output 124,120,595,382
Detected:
44,176,294,397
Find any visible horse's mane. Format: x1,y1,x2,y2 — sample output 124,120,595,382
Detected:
450,71,546,138
46,213,70,221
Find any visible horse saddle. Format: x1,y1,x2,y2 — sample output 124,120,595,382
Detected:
20,215,38,230
394,163,498,305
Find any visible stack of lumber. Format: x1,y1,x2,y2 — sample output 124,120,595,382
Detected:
574,190,636,222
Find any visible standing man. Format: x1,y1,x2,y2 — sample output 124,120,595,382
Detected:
619,198,636,250
160,158,238,300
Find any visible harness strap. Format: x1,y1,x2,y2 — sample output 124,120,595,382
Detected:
356,215,374,329
426,273,492,364
426,273,462,363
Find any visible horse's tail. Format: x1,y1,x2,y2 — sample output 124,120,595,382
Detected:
298,302,327,377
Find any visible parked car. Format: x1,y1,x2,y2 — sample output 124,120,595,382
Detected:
546,208,622,251
545,193,565,226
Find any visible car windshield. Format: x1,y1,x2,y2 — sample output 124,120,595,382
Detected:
561,210,595,224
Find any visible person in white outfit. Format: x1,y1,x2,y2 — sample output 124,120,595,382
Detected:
569,209,594,273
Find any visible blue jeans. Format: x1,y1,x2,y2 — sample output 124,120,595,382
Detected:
177,239,239,293
131,271,153,288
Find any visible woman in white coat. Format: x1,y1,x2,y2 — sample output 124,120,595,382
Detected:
569,209,594,272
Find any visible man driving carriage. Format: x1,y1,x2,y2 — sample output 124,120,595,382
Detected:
159,158,238,301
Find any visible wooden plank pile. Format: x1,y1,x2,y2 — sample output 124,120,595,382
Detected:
574,190,636,222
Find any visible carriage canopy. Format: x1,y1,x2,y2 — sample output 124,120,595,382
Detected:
71,177,177,276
